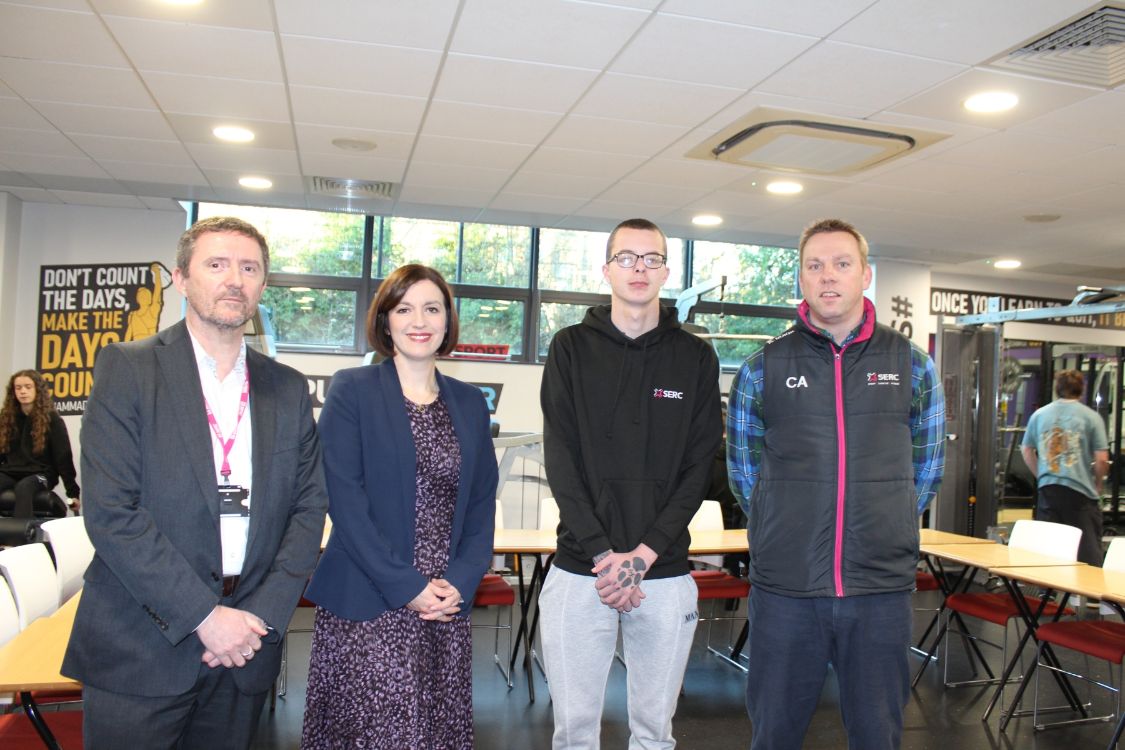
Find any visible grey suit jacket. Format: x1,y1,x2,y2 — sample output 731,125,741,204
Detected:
62,320,328,696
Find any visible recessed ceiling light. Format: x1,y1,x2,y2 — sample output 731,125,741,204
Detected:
964,91,1019,113
213,126,255,143
993,259,1022,269
238,176,272,190
331,137,377,152
162,0,204,5
692,214,723,227
766,180,803,195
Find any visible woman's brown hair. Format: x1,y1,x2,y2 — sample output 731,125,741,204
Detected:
365,264,459,358
0,369,56,455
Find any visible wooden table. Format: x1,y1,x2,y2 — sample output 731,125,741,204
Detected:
912,541,1081,692
986,564,1125,743
0,592,81,749
919,528,995,545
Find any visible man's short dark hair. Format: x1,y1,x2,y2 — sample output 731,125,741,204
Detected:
606,218,668,260
799,218,869,266
366,264,459,358
1055,369,1085,399
177,216,270,277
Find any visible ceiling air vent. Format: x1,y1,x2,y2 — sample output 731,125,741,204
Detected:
308,176,396,200
989,4,1125,88
685,107,948,175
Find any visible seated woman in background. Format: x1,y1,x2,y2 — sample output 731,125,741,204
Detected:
0,369,80,517
302,264,498,749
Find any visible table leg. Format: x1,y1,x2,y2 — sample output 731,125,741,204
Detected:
20,691,62,750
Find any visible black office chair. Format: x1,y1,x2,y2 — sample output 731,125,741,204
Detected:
0,489,66,547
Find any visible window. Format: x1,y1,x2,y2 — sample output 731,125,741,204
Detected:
189,203,800,368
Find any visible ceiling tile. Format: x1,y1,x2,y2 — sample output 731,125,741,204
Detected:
405,161,513,192
137,195,188,211
0,152,111,178
202,170,305,193
888,68,1099,131
452,0,646,68
831,0,1097,65
659,0,873,36
33,102,175,140
143,72,290,121
411,135,534,171
543,116,688,157
0,170,40,188
612,13,817,89
487,191,587,214
503,171,618,199
756,42,965,111
71,134,193,164
0,60,151,109
1,185,61,202
165,114,294,149
1011,90,1125,144
393,199,484,223
52,189,146,208
117,180,217,201
596,180,711,209
32,173,124,192
93,0,275,29
290,87,427,133
103,16,283,81
0,4,128,66
574,73,743,127
0,98,55,130
422,101,561,144
626,157,748,190
274,0,459,48
435,55,597,112
185,143,301,174
521,147,645,179
295,125,415,160
98,161,208,185
936,130,1106,174
0,127,84,157
282,37,441,97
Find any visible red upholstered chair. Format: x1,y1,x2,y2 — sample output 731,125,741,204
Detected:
1032,537,1125,733
940,520,1080,702
0,710,83,749
473,573,516,689
688,501,750,671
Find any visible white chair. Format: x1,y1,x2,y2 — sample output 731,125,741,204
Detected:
688,500,725,570
40,516,94,604
537,497,559,533
0,543,59,629
0,579,19,646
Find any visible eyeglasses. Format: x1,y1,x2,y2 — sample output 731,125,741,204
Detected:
608,251,667,269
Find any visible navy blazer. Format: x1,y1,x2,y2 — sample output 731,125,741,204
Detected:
306,359,498,621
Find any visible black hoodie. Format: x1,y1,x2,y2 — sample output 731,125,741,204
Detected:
541,304,721,579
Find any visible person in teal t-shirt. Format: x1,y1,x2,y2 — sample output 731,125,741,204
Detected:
1021,369,1110,565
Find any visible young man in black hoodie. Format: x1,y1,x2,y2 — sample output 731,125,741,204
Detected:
539,218,722,749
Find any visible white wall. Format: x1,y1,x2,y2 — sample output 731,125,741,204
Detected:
0,193,22,373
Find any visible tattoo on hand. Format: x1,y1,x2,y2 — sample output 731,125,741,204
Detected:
615,556,647,590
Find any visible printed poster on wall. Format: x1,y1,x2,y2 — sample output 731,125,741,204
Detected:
37,262,171,414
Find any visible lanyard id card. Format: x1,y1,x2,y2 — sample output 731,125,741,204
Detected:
219,484,250,517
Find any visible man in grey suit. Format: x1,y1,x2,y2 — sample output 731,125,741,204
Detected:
63,216,329,748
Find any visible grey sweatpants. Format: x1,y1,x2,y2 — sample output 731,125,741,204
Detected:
538,567,698,750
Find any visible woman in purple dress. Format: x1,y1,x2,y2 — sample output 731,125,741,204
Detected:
302,265,498,749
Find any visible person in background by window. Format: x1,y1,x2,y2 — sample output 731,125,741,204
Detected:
302,264,498,749
1021,369,1110,566
0,369,79,517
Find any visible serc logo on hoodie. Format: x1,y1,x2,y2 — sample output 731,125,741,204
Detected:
652,387,684,400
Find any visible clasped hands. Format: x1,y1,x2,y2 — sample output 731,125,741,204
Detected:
592,544,657,613
407,578,463,622
197,605,268,669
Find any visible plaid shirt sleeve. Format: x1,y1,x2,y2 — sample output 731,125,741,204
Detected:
911,343,946,515
726,350,765,518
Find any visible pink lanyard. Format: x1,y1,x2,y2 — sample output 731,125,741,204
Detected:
203,368,250,481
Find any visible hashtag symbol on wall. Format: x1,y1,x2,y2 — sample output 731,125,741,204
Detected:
891,295,913,318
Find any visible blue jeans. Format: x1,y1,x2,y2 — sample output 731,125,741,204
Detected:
745,587,911,750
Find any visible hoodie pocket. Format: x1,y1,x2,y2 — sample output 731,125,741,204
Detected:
595,479,665,551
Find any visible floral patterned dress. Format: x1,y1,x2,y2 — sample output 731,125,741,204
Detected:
302,395,473,749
